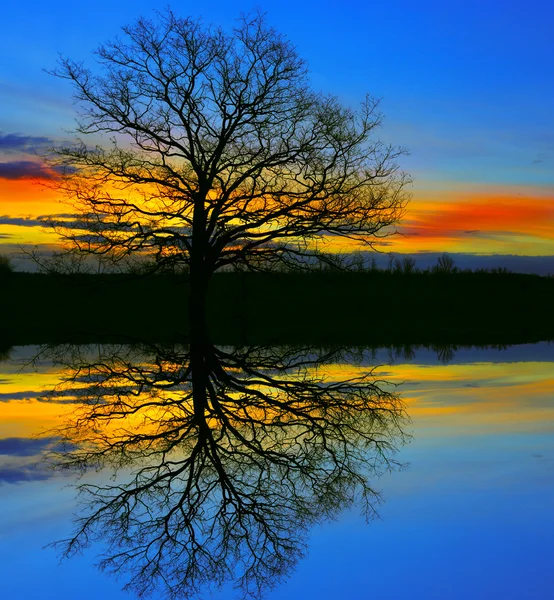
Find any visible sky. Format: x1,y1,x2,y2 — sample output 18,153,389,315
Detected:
1,0,553,271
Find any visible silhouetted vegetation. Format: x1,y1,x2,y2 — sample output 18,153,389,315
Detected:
42,337,406,599
48,9,409,338
2,268,554,346
0,254,13,278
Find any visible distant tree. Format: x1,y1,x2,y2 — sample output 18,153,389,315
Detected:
394,255,416,274
0,254,13,277
49,10,410,326
434,253,456,274
401,255,417,274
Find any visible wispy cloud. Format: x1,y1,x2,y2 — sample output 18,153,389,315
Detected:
0,465,51,484
0,160,59,180
0,132,55,154
0,436,67,484
0,437,52,457
0,215,49,227
399,196,554,242
0,131,75,180
0,390,45,402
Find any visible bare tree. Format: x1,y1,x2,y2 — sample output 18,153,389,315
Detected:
42,339,407,600
50,10,410,326
434,253,456,274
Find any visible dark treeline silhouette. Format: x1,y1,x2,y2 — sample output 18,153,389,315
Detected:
3,268,554,347
40,327,406,599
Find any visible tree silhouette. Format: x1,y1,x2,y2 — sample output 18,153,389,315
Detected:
50,10,410,326
43,335,407,599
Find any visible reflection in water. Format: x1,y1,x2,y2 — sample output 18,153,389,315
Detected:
41,337,407,599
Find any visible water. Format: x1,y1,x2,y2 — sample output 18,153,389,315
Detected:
1,342,553,599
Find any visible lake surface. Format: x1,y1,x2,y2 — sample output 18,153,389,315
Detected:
1,342,553,599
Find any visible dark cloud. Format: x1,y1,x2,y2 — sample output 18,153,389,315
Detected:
0,160,57,180
39,212,77,220
532,151,550,165
0,132,55,153
0,212,135,234
0,213,83,229
0,215,48,227
0,391,42,402
0,465,51,484
0,388,89,404
0,437,53,456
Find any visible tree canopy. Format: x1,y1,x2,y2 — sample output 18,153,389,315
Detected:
51,10,410,279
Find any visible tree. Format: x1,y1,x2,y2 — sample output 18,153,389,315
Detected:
43,338,406,599
434,253,456,274
50,10,410,326
0,253,13,278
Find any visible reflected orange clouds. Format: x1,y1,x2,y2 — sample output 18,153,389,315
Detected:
320,359,554,433
387,361,554,433
2,353,554,446
0,367,73,438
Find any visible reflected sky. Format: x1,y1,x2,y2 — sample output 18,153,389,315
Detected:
0,343,553,599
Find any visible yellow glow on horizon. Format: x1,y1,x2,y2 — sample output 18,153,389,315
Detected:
2,175,554,257
0,224,61,245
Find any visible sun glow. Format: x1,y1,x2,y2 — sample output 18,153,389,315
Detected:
393,191,554,255
2,174,554,259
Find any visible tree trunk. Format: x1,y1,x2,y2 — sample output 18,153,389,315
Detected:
189,323,209,427
189,192,210,343
189,192,210,426
188,265,209,341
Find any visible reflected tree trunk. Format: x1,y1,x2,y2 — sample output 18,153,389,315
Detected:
41,339,408,600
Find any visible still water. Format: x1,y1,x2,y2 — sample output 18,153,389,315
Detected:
1,342,553,599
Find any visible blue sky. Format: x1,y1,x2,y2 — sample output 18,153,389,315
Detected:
3,0,553,187
1,0,553,265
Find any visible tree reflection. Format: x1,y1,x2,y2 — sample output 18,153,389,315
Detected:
43,333,407,599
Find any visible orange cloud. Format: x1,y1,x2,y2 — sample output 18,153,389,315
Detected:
0,179,61,212
2,177,554,257
394,193,554,255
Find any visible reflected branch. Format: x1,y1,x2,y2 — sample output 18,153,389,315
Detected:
42,339,407,599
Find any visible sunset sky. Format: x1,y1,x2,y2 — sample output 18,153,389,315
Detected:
1,0,553,271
